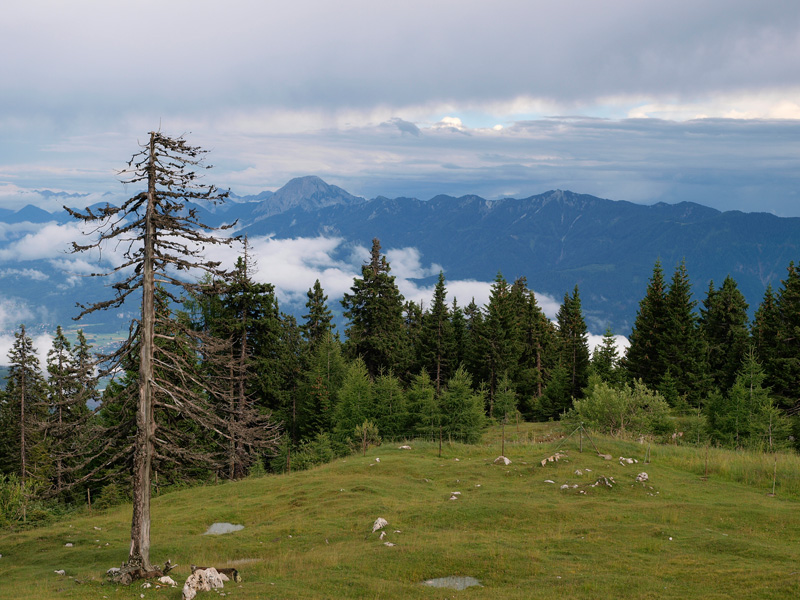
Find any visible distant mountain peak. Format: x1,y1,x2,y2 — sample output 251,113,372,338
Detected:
253,176,365,219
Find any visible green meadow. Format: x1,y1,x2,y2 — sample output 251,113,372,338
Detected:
1,424,799,599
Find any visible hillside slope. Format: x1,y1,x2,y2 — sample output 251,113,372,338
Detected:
1,425,799,599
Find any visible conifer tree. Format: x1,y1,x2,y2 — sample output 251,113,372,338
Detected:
0,325,49,490
341,238,409,377
297,333,347,439
555,286,590,401
483,273,520,416
699,276,750,393
405,370,439,439
418,272,454,394
625,260,668,387
44,326,95,500
333,359,374,445
591,328,621,385
509,278,557,412
65,132,241,574
302,279,335,349
373,371,407,440
440,366,486,444
662,260,707,404
771,262,800,410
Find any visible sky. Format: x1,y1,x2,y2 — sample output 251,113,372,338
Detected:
1,0,799,216
0,1,795,362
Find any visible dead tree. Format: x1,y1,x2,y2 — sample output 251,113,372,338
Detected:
66,131,247,574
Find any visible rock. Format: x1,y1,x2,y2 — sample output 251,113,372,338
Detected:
560,484,569,490
64,543,73,547
384,542,396,547
544,480,555,484
54,569,66,576
494,456,511,465
379,531,386,540
449,495,459,500
574,469,583,476
399,445,412,450
375,457,380,463
635,472,649,483
203,522,244,535
141,582,152,588
372,517,389,533
182,567,224,600
598,453,612,460
159,576,177,586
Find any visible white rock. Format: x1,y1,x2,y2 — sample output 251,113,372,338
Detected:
449,495,459,500
372,517,389,533
384,542,396,547
574,469,583,476
54,570,66,576
635,472,649,483
544,480,555,484
375,457,380,463
494,456,511,465
182,568,224,600
451,491,461,495
379,531,386,540
454,458,460,462
141,582,152,588
64,543,73,547
399,445,412,450
159,576,177,586
560,484,569,490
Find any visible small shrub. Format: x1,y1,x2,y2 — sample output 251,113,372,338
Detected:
94,482,128,510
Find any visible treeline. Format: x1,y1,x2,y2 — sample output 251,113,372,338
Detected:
1,237,799,524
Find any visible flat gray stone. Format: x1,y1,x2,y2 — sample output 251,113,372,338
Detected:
203,522,244,535
422,576,482,590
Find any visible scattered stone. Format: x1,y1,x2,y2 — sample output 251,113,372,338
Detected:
635,472,649,483
379,531,386,540
375,457,380,463
141,582,152,589
94,526,102,530
454,458,460,462
203,523,244,535
591,476,615,488
384,542,396,547
394,530,401,534
560,484,569,490
451,491,461,495
372,517,389,533
64,543,73,547
399,445,412,450
494,456,511,465
106,567,121,577
449,495,459,500
540,452,568,467
182,567,225,600
574,469,583,476
55,570,66,576
159,576,177,586
544,480,555,484
619,456,638,465
598,453,612,460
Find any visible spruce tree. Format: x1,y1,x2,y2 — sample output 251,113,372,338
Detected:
591,328,621,385
341,238,409,378
0,326,49,491
65,132,241,573
699,276,750,393
625,260,668,387
483,273,520,417
662,260,706,404
405,370,439,440
555,286,590,401
771,262,800,410
440,367,486,444
418,272,454,394
302,279,335,349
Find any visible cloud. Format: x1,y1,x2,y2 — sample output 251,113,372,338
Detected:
0,268,48,281
0,332,54,370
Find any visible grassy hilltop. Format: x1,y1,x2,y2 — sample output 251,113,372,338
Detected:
1,424,799,599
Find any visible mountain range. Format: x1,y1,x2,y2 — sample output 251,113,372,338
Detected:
0,176,797,343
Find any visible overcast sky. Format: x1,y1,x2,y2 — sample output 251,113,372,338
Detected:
1,0,799,215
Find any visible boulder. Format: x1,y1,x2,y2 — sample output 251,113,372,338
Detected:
636,472,649,483
494,456,511,465
372,517,388,533
159,575,177,586
182,567,224,600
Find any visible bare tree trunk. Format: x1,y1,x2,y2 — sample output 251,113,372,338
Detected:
129,132,157,571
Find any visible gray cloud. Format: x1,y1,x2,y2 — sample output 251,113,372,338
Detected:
1,1,799,216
